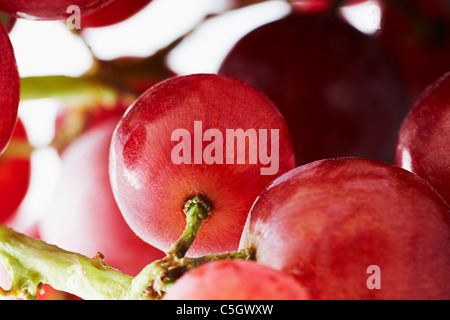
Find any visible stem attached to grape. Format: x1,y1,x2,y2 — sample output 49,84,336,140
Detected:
168,196,212,259
128,246,256,299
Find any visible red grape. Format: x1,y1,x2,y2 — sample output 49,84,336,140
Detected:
39,117,165,276
163,260,310,300
0,0,113,20
239,157,450,299
109,74,295,257
0,119,31,224
396,72,450,205
377,0,450,103
81,0,152,28
0,22,20,156
219,11,409,165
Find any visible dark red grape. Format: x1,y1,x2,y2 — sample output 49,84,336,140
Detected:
219,11,409,165
396,72,450,205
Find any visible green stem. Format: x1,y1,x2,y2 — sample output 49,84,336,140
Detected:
0,225,134,300
20,75,120,107
0,224,255,300
167,196,212,259
130,248,256,299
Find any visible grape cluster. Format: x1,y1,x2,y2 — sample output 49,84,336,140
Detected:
0,0,449,300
